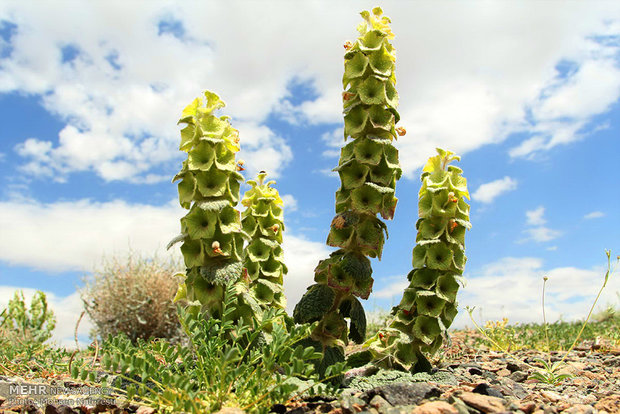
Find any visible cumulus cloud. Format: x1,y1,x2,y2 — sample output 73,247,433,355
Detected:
453,256,620,328
584,211,605,219
526,206,546,226
0,2,618,183
471,177,518,204
281,235,330,313
520,206,561,243
0,198,183,272
280,194,298,212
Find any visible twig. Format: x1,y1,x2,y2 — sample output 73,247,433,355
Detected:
74,310,85,350
91,337,99,367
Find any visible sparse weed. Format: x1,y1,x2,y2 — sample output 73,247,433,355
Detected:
467,250,619,386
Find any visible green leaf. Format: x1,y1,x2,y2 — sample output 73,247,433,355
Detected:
177,173,196,208
358,76,386,105
338,161,369,190
188,141,215,171
426,243,453,271
368,46,393,77
344,105,369,137
353,138,383,166
293,284,335,324
183,207,217,240
415,291,445,317
195,169,228,198
344,52,369,83
218,206,241,234
412,244,427,268
410,268,437,289
180,239,204,268
247,238,271,262
351,183,383,214
413,315,441,345
435,273,460,302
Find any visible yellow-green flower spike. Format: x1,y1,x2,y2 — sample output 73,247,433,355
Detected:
364,148,471,373
169,91,259,323
241,171,288,310
293,7,403,378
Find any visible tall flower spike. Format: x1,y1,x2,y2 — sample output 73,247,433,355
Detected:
364,148,471,372
293,7,403,378
241,171,288,311
169,91,259,325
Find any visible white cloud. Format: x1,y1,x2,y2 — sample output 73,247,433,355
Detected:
282,235,331,313
0,2,617,182
373,280,409,299
453,256,620,328
0,198,183,272
235,122,293,179
0,196,331,320
472,177,518,204
0,286,93,348
320,127,344,158
584,211,605,219
280,194,298,212
523,226,562,243
520,206,561,243
526,206,546,226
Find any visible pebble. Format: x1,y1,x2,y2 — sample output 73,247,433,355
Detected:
459,391,507,413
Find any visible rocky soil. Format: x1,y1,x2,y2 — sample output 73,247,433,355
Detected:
0,332,618,414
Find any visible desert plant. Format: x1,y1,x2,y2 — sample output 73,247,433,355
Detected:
72,283,344,413
241,171,288,311
81,252,183,343
0,290,56,346
170,91,261,325
364,148,470,372
293,7,404,376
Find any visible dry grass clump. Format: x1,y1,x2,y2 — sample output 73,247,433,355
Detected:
81,251,184,343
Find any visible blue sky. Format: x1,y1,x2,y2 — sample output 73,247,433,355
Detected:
0,1,619,346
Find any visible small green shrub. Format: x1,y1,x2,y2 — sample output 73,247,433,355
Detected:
0,290,56,346
72,284,344,413
81,252,184,343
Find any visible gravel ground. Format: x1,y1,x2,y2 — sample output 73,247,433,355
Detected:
1,332,618,414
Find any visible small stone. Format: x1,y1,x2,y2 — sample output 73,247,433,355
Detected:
136,406,156,414
369,394,392,413
459,391,506,413
411,401,458,414
561,405,595,414
540,390,562,403
472,383,503,398
508,370,528,382
496,369,510,377
518,402,536,414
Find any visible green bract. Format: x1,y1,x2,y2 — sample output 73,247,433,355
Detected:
241,171,288,311
364,148,471,372
293,7,404,377
170,91,259,324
